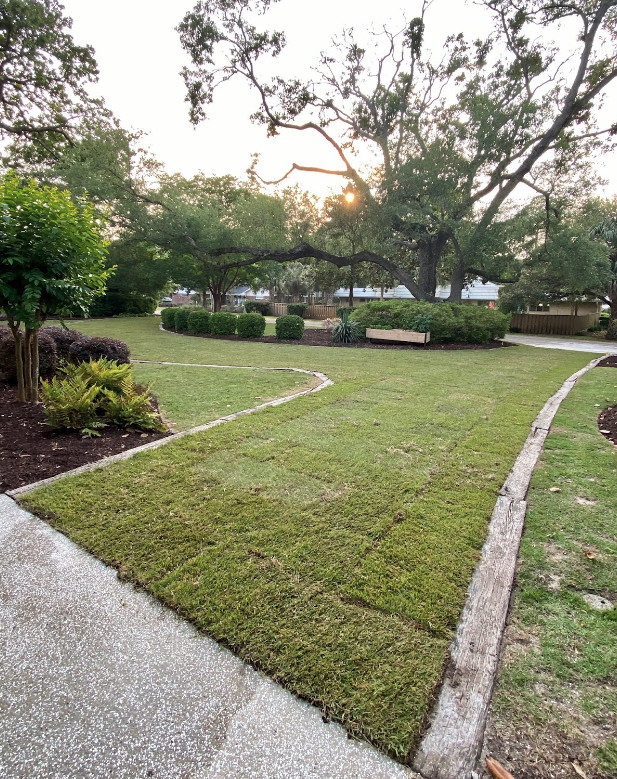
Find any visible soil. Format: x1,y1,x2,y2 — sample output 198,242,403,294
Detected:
0,383,169,493
168,326,514,350
597,356,617,447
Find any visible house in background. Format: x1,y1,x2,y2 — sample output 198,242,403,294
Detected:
332,280,501,305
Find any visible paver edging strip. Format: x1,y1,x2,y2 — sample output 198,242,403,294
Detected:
7,361,333,498
413,357,603,779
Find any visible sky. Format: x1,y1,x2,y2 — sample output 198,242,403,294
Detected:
60,0,616,200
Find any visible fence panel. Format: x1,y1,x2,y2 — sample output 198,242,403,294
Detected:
266,303,339,319
510,313,596,335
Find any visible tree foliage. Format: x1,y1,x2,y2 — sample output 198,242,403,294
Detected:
0,173,109,401
178,0,617,301
0,0,105,155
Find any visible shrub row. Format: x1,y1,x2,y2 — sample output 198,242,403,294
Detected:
350,301,510,343
0,327,131,383
162,308,267,339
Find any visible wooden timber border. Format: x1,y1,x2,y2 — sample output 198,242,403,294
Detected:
413,357,602,779
366,327,430,345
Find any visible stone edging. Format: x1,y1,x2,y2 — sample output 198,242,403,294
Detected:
7,361,333,498
413,357,602,779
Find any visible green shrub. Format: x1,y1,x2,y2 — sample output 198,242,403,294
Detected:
210,311,238,335
68,336,131,364
287,303,307,318
275,315,304,340
173,307,191,332
336,306,354,318
332,309,363,343
244,300,271,315
88,291,157,317
599,312,610,330
188,309,211,334
350,301,509,343
160,307,176,330
236,313,266,338
40,374,105,436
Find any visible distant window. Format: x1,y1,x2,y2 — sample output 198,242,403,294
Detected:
529,303,550,312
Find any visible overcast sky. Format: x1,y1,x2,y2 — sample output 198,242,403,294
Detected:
61,0,616,199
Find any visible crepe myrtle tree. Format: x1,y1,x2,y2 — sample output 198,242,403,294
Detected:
0,173,109,402
178,0,617,302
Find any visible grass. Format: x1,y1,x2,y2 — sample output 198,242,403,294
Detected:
489,367,617,778
19,316,600,762
131,363,317,431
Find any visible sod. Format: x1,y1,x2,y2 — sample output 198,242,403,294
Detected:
20,317,596,762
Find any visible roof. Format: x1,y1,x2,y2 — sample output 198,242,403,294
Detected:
333,280,500,301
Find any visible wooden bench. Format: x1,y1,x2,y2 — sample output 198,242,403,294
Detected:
366,328,430,345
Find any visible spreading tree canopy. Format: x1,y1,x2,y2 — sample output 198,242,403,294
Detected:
0,0,105,156
178,0,617,301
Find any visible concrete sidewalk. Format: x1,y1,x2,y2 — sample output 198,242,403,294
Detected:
0,495,414,779
504,333,617,354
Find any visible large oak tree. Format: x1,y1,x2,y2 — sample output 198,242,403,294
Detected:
178,0,617,301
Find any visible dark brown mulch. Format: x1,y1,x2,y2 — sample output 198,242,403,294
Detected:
597,356,617,447
0,383,170,493
170,326,513,350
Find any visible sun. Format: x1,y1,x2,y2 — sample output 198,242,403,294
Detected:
344,191,355,204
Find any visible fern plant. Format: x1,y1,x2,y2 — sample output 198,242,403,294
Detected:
40,375,106,437
62,357,132,391
332,309,363,344
101,381,166,432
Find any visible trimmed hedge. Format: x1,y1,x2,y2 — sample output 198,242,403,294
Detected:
173,308,191,332
287,303,307,318
244,300,271,315
41,326,85,362
275,315,304,340
0,329,57,382
68,336,131,365
160,307,176,329
188,309,211,334
210,311,237,335
237,313,266,338
350,301,510,344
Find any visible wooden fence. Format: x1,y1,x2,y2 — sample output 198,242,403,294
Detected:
510,313,598,335
268,303,339,319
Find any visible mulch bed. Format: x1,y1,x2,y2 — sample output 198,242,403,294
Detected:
169,326,513,350
0,383,169,493
597,356,617,447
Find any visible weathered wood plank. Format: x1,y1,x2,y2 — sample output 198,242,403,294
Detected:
413,358,600,779
366,328,430,344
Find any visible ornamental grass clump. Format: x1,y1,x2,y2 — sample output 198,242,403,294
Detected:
40,357,166,436
188,309,211,334
236,313,266,338
332,309,364,344
275,314,304,340
210,311,237,335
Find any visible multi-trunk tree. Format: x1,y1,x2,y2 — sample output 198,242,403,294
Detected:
0,174,109,402
178,0,617,301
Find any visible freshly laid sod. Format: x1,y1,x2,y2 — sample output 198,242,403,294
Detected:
20,317,596,762
131,362,318,431
488,367,617,778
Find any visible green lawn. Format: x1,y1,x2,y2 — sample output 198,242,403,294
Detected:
19,316,602,762
489,367,617,778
